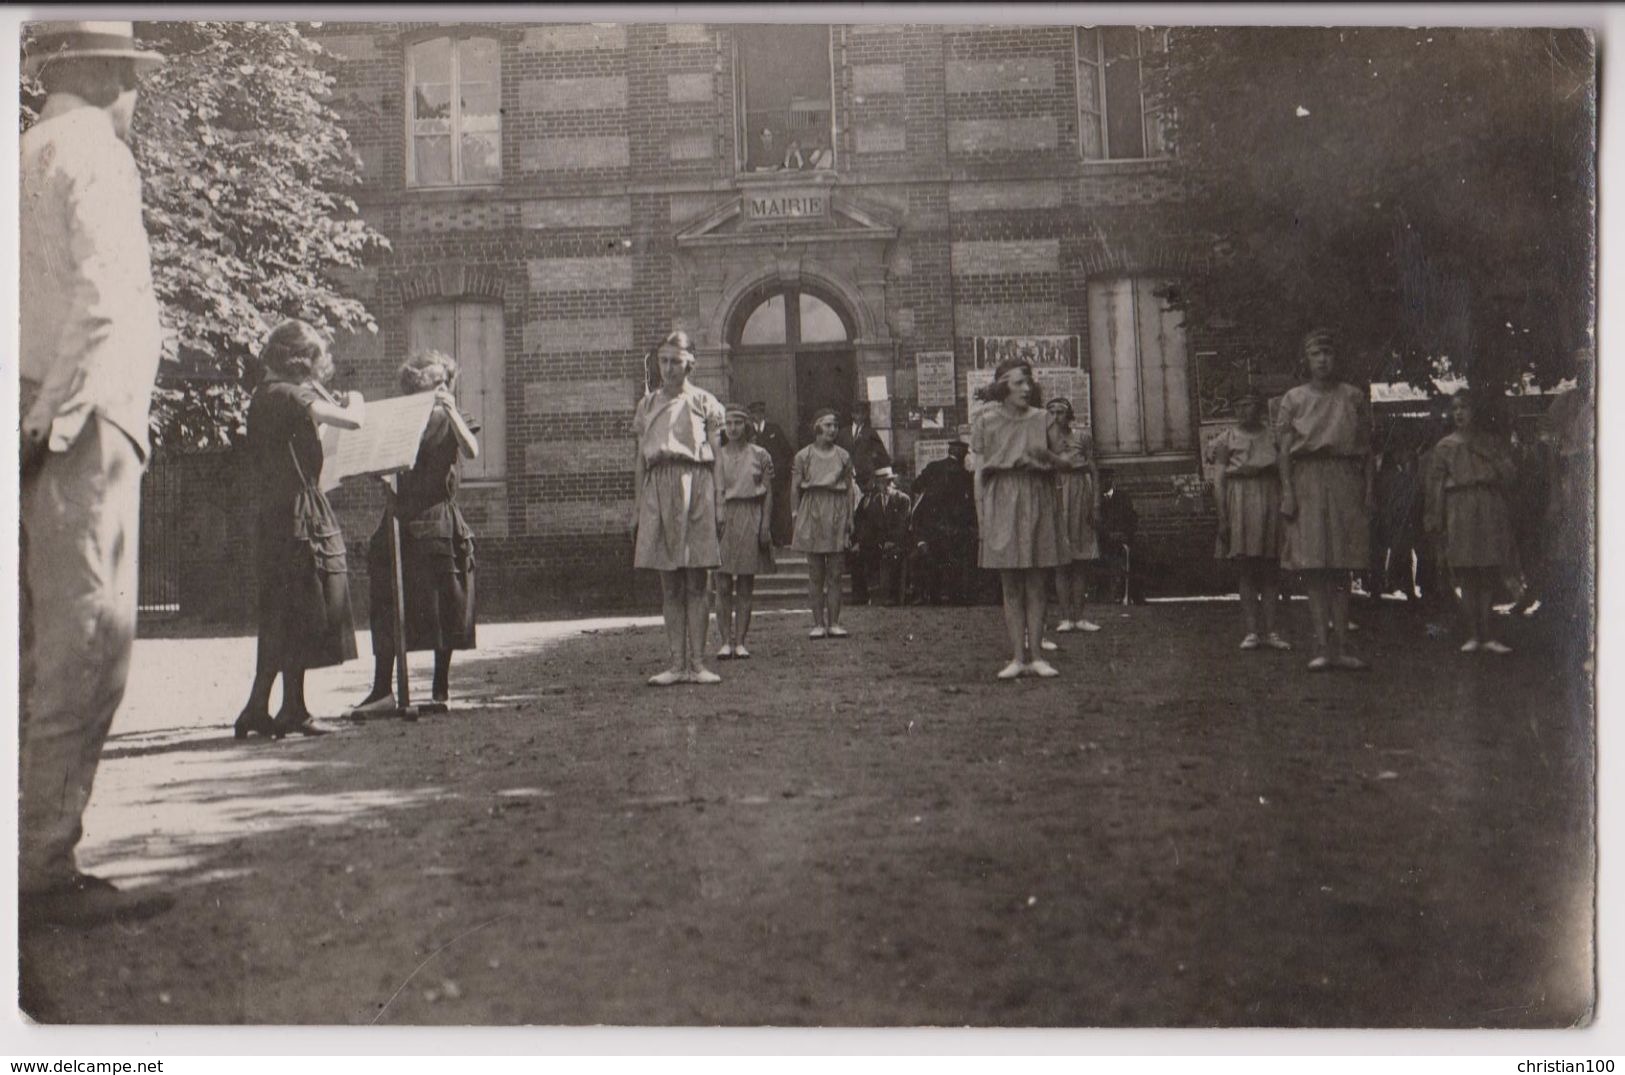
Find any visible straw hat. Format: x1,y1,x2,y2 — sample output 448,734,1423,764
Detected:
25,22,166,75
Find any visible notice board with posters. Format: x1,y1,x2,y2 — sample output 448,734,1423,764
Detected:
915,351,958,407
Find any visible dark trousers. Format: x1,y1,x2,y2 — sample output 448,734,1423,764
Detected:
1097,539,1145,604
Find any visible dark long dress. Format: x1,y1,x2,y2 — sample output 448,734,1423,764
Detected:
248,380,358,671
367,405,477,654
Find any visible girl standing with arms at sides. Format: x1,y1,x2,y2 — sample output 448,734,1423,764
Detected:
1424,390,1519,654
714,404,776,659
1214,388,1291,651
1277,328,1375,671
236,320,365,739
1047,396,1102,635
355,351,481,713
632,330,726,686
791,409,858,639
974,357,1067,680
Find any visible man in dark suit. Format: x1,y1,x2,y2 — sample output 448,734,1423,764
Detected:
1098,469,1146,605
854,467,912,606
909,431,978,604
749,400,794,546
837,409,891,601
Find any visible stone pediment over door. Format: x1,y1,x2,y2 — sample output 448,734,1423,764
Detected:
674,189,901,247
673,189,899,367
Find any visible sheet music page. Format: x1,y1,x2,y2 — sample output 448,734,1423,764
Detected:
319,391,440,490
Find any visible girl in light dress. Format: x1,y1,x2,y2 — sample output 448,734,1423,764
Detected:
1424,390,1519,654
973,357,1068,680
791,409,859,639
714,404,776,660
1213,388,1290,651
1276,329,1374,671
632,330,726,686
1046,396,1102,636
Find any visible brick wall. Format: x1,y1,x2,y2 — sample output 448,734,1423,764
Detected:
155,19,1244,625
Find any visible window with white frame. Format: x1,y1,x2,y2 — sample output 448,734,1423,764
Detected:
407,302,506,480
1076,27,1169,162
1086,277,1192,456
733,25,836,174
407,35,501,187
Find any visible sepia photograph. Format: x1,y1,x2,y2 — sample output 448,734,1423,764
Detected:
9,5,1600,1039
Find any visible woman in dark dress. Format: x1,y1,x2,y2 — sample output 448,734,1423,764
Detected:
236,320,365,739
355,351,481,710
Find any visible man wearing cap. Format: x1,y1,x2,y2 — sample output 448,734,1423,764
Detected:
748,400,794,546
909,429,978,604
20,21,172,927
853,466,912,606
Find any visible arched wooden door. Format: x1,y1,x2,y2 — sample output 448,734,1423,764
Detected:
727,284,856,448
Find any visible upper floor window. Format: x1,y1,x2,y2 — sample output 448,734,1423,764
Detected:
734,26,836,174
1087,277,1192,457
407,35,501,187
407,301,506,481
1076,27,1169,162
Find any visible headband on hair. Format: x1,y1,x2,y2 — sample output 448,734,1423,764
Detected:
1048,397,1074,415
812,408,838,428
1302,328,1338,351
725,404,751,422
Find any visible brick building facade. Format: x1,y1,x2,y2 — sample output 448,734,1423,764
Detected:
175,21,1234,620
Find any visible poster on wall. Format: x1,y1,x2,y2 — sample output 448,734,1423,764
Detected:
915,351,958,407
975,335,1080,370
915,440,951,469
965,368,994,415
1032,368,1092,432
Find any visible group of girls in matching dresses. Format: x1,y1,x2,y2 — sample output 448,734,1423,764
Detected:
630,330,864,684
237,320,1522,715
1211,328,1519,667
236,320,482,739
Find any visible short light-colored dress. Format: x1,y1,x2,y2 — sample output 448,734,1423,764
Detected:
632,383,725,571
1214,423,1282,559
1425,430,1517,569
1275,382,1371,571
717,441,776,576
973,404,1063,570
791,444,856,554
1054,426,1099,562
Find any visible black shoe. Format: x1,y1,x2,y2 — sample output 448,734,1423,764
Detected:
20,874,174,929
233,708,276,740
271,707,328,739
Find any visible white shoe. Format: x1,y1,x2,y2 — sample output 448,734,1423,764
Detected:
1028,659,1060,678
809,626,828,639
1263,633,1293,651
997,660,1026,680
1055,620,1076,633
716,644,735,661
733,644,751,659
1240,633,1261,651
648,669,682,687
1039,638,1059,653
827,625,850,638
1482,640,1513,655
688,668,722,685
1075,620,1102,632
1460,639,1480,653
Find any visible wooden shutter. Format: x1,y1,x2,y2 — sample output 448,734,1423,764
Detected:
1087,278,1143,454
1134,278,1192,453
456,303,506,481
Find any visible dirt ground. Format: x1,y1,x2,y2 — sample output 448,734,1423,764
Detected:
18,597,1594,1027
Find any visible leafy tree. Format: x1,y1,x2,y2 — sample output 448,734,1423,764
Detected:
21,21,389,450
1157,27,1595,391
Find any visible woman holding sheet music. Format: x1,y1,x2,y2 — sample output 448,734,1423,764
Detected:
355,351,481,712
235,320,365,740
